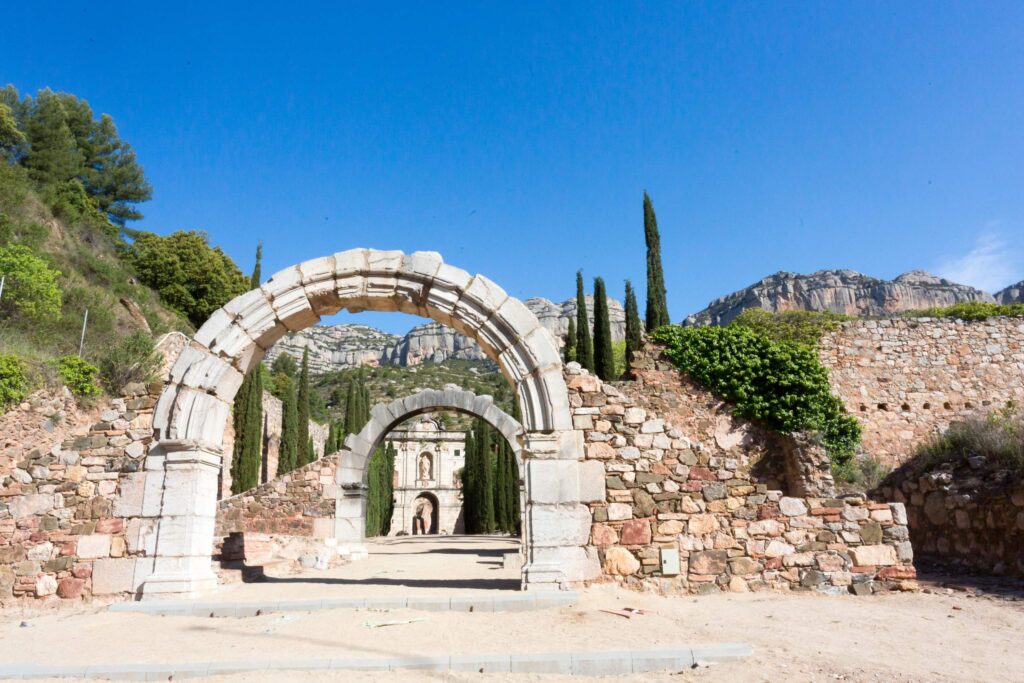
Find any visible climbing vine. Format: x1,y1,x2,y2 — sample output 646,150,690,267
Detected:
652,325,860,466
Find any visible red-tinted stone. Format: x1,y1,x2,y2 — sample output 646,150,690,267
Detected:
688,467,716,481
94,518,124,534
619,519,652,546
877,566,917,580
56,577,85,599
71,564,92,579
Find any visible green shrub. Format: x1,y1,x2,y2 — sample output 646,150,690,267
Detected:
0,354,30,412
55,355,101,398
0,243,62,319
652,325,861,466
909,301,1024,321
98,331,160,393
913,404,1024,475
731,309,851,347
834,455,891,489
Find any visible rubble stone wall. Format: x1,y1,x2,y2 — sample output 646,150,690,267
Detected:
819,317,1024,464
873,466,1024,578
575,344,916,595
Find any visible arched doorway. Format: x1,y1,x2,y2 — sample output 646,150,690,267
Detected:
411,491,439,535
141,249,597,599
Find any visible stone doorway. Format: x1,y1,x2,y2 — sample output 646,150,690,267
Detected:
411,492,439,535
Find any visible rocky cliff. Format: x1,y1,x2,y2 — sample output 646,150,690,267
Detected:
267,295,625,372
685,269,995,326
995,280,1024,304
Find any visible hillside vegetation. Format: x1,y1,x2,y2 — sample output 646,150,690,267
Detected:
0,86,248,410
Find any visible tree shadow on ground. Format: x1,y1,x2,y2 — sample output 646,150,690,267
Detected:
260,576,521,590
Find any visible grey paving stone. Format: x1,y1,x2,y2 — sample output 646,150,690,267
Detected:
449,653,512,673
321,597,368,610
692,643,753,663
83,664,156,680
449,596,493,612
266,659,332,671
390,656,450,671
631,647,695,673
405,597,451,611
328,657,392,671
510,652,573,674
571,650,634,676
363,597,409,610
205,660,271,674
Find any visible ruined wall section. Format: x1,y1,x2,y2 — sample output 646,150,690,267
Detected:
819,317,1024,463
574,344,915,595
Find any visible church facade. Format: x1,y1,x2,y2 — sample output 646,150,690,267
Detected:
386,417,467,536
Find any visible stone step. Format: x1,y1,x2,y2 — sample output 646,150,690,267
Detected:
0,643,752,679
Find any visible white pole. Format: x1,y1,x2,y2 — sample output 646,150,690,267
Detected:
78,308,89,356
0,275,5,303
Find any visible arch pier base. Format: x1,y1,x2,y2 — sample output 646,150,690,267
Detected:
141,441,222,599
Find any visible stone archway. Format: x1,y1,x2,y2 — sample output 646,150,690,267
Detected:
142,249,597,599
332,386,526,546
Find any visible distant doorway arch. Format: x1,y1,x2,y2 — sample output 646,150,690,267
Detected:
142,249,597,599
411,492,439,535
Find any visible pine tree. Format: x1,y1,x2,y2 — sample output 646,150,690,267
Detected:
575,271,594,372
563,318,576,364
278,381,299,475
22,91,83,186
592,277,615,380
644,192,670,331
296,348,311,466
624,279,642,368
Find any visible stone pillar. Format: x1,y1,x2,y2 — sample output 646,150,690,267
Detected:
334,456,368,560
141,440,221,599
520,430,598,590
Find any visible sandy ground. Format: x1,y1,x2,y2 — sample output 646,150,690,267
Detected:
1,536,1022,682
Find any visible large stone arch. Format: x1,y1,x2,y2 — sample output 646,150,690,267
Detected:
142,249,597,599
333,386,525,546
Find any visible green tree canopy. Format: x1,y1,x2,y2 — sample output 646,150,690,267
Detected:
624,279,642,365
121,230,248,327
592,277,615,380
643,191,670,331
574,270,594,372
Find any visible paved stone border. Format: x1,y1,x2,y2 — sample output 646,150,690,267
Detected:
108,590,579,617
0,644,751,679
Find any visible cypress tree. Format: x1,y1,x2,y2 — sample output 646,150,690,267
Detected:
229,248,266,493
574,271,594,372
493,445,508,534
229,366,263,494
509,448,521,535
478,421,496,534
563,318,576,364
643,192,670,331
624,279,642,366
462,428,477,534
250,241,262,289
296,348,311,466
592,277,615,380
278,381,299,475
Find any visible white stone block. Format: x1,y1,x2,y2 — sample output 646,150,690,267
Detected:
577,460,606,503
112,472,146,518
453,275,509,333
92,558,137,595
526,460,580,505
607,502,632,521
77,534,112,559
424,263,472,327
151,514,217,557
529,504,591,546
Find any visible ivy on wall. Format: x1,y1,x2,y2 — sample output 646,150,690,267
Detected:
652,325,860,467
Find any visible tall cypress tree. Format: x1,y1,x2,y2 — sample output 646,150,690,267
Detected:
250,241,262,289
574,271,594,372
643,192,670,331
624,279,642,366
229,366,263,494
493,445,508,534
462,428,477,533
229,247,266,493
564,318,576,364
509,447,521,535
592,277,615,380
296,348,311,466
278,380,299,475
478,421,496,534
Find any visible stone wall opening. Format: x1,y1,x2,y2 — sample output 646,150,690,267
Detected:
143,249,598,599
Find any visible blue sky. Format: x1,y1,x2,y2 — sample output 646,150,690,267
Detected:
5,2,1023,333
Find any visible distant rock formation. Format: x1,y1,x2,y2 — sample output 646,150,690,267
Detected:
685,269,995,327
995,280,1024,304
266,295,625,372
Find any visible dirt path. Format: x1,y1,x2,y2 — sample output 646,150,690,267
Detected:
1,536,1022,682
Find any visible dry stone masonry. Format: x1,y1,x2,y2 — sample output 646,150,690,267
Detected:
574,344,916,595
